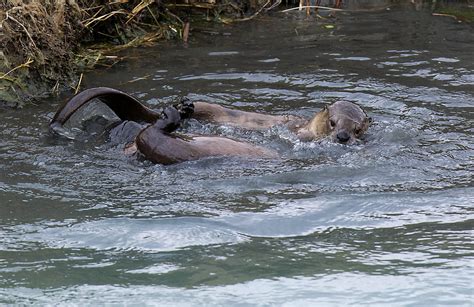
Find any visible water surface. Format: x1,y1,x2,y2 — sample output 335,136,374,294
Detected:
1,3,473,305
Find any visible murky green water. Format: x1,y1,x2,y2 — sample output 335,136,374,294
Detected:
1,3,473,305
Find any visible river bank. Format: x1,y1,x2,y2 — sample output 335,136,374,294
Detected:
0,0,472,108
0,0,269,107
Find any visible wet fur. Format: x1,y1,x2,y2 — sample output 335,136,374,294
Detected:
49,87,160,135
193,101,372,144
295,107,330,141
136,127,276,164
193,102,295,130
49,87,276,164
50,87,371,164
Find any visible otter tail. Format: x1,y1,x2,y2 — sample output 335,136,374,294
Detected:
49,87,160,134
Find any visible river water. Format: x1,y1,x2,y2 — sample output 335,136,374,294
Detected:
1,3,473,305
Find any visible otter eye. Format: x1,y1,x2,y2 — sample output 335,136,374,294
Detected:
329,120,336,128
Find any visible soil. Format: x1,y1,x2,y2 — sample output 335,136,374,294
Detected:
0,0,266,108
0,1,83,107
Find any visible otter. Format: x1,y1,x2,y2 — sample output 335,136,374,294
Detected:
49,87,372,164
192,100,372,145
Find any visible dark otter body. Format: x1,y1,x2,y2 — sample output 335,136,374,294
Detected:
50,87,371,164
136,127,276,164
49,87,275,164
132,105,276,164
50,87,160,136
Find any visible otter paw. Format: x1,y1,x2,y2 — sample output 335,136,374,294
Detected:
174,96,194,119
160,106,181,133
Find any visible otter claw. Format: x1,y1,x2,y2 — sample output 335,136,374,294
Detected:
160,106,181,133
174,96,194,119
154,97,194,133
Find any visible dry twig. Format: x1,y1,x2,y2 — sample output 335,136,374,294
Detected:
0,58,34,80
5,12,38,50
74,73,84,94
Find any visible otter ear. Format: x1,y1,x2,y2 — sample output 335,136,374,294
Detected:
362,117,373,129
321,105,330,115
320,106,330,120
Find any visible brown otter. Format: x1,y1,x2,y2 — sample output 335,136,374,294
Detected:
49,87,276,164
131,105,277,164
49,87,161,129
49,87,371,164
192,100,372,144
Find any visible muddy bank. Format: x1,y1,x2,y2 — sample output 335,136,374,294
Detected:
0,0,472,108
0,0,267,108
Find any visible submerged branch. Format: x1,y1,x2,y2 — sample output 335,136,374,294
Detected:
280,5,344,13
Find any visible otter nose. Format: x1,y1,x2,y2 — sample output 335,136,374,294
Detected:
336,131,350,143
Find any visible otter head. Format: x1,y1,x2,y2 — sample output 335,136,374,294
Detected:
326,101,372,144
308,101,372,144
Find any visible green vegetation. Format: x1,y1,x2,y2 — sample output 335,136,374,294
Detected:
434,6,474,22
